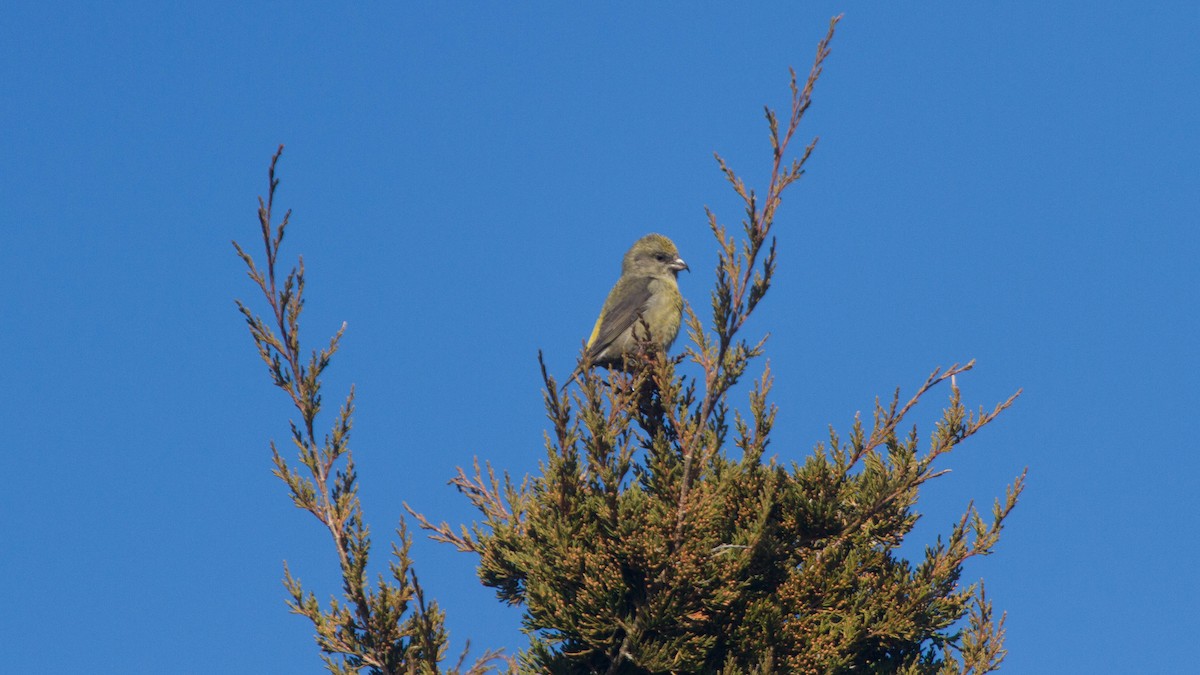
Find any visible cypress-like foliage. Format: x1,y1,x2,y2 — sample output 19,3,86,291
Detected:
237,147,501,674
412,16,1024,674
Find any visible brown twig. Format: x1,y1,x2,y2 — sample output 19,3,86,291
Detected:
674,15,842,546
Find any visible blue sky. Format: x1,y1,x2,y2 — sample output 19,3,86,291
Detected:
2,2,1197,672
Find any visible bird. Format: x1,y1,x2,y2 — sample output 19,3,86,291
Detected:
564,233,688,389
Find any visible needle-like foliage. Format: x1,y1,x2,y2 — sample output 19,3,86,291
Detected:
412,16,1025,674
236,147,502,674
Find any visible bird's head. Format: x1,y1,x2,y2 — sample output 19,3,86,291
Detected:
622,233,689,278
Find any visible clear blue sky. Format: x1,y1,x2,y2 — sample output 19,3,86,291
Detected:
3,3,1197,672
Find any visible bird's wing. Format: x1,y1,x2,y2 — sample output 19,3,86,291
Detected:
587,275,654,358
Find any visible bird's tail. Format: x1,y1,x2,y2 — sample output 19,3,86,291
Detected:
559,362,585,394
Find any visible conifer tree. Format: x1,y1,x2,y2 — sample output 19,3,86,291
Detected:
412,16,1025,674
236,148,501,674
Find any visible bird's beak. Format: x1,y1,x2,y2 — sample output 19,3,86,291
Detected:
670,257,689,273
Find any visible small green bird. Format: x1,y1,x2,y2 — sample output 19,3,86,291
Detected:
567,233,689,387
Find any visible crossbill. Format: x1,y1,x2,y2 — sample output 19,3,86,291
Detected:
567,233,688,386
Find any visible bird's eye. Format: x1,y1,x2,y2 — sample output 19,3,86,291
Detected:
655,254,666,261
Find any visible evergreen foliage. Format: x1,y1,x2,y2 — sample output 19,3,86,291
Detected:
411,16,1025,674
236,148,500,674
237,15,1023,674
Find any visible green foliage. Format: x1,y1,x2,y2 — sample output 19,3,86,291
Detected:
236,147,501,674
237,15,1023,675
412,16,1024,674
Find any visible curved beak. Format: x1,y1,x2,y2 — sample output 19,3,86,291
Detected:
670,257,689,273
